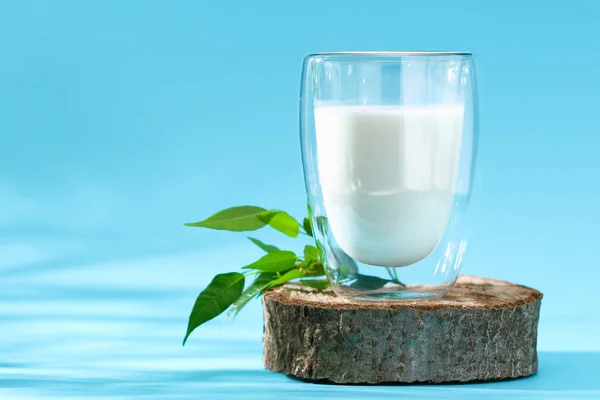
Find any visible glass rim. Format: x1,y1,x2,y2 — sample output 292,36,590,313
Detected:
305,51,472,61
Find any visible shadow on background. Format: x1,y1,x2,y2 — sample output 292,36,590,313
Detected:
191,352,600,399
160,352,600,399
3,352,596,399
471,351,600,392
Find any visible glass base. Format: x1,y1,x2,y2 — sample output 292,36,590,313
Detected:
331,283,452,302
325,249,459,302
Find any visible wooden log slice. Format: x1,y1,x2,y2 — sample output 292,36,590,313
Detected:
262,275,542,384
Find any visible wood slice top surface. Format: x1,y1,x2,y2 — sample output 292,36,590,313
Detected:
264,275,542,311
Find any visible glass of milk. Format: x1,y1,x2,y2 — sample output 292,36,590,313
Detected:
300,52,477,300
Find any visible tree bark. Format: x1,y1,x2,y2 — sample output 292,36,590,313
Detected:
262,275,542,384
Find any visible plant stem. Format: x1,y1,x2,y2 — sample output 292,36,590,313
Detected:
385,267,401,283
385,268,396,282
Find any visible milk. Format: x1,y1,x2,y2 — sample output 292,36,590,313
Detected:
314,105,464,267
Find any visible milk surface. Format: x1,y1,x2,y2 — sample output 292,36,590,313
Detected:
314,105,464,267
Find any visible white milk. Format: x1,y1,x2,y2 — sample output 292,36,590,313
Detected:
314,105,464,267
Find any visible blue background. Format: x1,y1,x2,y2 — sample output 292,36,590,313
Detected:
1,1,599,398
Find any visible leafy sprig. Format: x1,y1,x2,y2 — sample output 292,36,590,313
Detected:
182,206,326,345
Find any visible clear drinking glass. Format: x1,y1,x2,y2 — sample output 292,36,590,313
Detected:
300,52,478,301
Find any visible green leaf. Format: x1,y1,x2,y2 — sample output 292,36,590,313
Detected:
267,268,304,289
241,250,297,272
351,274,391,291
259,210,300,238
333,247,358,277
303,218,313,237
183,272,245,346
185,206,267,232
316,242,326,261
300,279,330,290
304,245,318,262
227,272,277,317
315,216,329,234
248,237,280,253
306,262,325,276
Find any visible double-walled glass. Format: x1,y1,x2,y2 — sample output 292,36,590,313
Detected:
300,52,478,301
